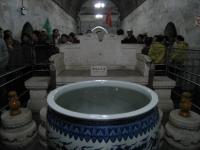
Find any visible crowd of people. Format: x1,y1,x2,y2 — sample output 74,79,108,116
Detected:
0,27,80,71
51,29,80,45
120,29,189,65
0,26,189,72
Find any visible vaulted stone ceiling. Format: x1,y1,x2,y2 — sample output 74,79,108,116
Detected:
52,0,146,19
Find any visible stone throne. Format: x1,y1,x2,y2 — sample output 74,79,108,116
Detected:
49,52,152,86
49,35,175,112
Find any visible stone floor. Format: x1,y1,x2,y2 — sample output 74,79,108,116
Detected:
60,70,142,77
0,111,181,150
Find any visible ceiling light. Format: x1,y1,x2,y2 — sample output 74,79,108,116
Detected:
95,14,103,19
94,2,105,9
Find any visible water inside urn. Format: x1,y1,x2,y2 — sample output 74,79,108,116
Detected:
56,86,150,114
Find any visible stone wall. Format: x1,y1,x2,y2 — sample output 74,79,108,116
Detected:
122,0,200,49
0,0,76,40
79,0,120,34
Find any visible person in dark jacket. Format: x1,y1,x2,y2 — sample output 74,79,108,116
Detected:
0,27,9,71
121,30,137,44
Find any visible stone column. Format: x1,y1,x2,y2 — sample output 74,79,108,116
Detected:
25,77,50,112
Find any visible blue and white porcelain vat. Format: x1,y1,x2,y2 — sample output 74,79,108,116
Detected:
47,80,160,150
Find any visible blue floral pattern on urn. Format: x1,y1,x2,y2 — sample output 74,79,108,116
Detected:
47,107,160,150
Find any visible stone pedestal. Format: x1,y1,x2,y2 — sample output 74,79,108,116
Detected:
165,109,200,150
154,76,176,112
38,107,47,148
25,77,50,112
0,108,37,148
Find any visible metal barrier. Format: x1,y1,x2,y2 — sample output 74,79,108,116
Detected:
1,44,199,112
166,48,200,112
0,65,32,112
0,43,58,111
146,47,200,112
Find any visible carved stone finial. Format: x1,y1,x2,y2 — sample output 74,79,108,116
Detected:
8,91,21,116
179,92,192,117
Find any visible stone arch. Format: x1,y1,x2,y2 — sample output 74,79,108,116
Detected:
21,22,33,36
164,22,177,38
91,26,108,42
92,26,108,34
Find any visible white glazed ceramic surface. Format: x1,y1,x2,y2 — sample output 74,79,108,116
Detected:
47,80,160,150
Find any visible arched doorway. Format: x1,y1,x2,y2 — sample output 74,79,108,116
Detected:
21,22,33,36
164,22,177,38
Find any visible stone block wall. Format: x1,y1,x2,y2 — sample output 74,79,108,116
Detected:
0,0,76,40
122,0,200,49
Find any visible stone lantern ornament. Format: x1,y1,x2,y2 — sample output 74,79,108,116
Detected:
179,92,192,117
165,92,200,150
0,91,37,148
8,91,21,116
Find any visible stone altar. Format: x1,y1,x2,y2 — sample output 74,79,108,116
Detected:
50,52,175,112
58,34,143,70
50,35,176,112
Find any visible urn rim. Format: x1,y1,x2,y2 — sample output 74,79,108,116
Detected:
47,80,158,120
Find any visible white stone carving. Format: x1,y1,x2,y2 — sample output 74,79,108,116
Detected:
58,39,143,70
49,53,65,76
0,108,37,148
158,109,165,148
38,107,47,148
1,108,32,128
135,53,152,77
165,109,200,150
25,77,49,112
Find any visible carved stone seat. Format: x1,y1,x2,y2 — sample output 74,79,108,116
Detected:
50,51,175,112
49,52,152,86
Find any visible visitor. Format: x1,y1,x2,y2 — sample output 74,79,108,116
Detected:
21,33,33,65
0,27,9,72
51,28,60,44
59,34,70,44
4,36,15,50
121,30,137,44
162,36,170,48
170,35,188,66
116,29,124,35
32,30,40,45
39,30,49,44
69,32,80,43
142,37,153,55
3,30,20,48
21,33,32,45
148,35,166,64
137,34,145,44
